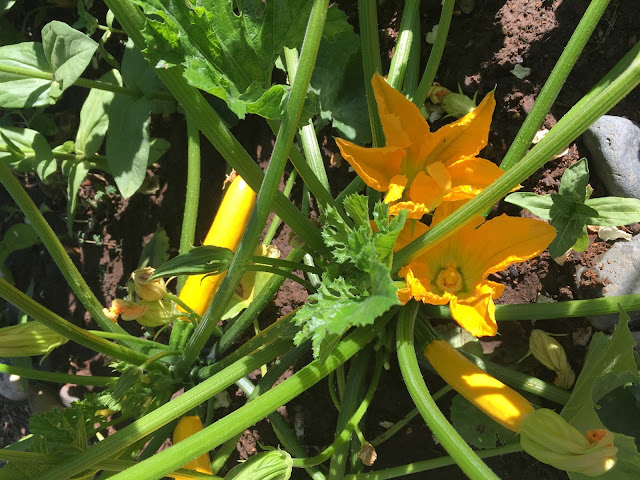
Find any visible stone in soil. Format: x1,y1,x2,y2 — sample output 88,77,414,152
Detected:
575,233,640,330
0,373,27,401
582,115,640,199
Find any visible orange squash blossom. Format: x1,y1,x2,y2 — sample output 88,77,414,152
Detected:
335,73,505,218
396,206,556,337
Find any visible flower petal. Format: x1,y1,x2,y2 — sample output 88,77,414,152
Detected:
335,138,405,191
408,170,448,213
459,214,556,281
450,281,501,337
418,91,495,168
389,200,430,219
371,73,430,149
442,157,505,202
394,219,429,252
384,174,408,203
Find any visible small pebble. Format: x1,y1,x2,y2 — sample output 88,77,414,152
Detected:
582,115,640,199
0,373,28,401
575,234,640,330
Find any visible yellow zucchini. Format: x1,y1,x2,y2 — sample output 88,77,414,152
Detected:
424,339,534,432
178,175,256,316
171,415,212,479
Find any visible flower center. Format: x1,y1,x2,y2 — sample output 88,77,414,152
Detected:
436,262,463,293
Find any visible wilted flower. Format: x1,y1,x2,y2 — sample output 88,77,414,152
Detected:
529,329,575,389
103,299,175,327
103,299,146,323
131,266,166,302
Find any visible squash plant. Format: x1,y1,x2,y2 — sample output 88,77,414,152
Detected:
0,1,640,479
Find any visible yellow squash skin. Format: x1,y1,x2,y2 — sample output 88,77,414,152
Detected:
178,175,257,316
424,339,534,433
172,415,212,478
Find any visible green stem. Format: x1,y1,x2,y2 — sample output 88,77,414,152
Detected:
250,255,323,275
88,330,170,350
103,315,391,480
403,13,421,98
0,63,173,100
328,349,371,479
386,0,421,90
358,0,384,146
396,303,498,480
370,385,452,447
293,350,383,468
421,294,640,321
0,144,107,170
0,278,150,366
411,0,454,106
243,264,315,292
343,443,523,480
262,170,297,246
283,47,331,193
0,363,116,387
174,0,330,378
38,337,291,480
178,115,202,292
394,41,640,270
499,0,611,171
336,177,366,204
105,0,327,256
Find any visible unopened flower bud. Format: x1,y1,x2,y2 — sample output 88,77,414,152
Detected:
520,409,617,476
530,329,575,389
428,85,477,118
224,449,293,480
131,267,166,302
0,322,68,357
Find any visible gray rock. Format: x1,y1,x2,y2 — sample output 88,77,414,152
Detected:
575,234,640,330
582,115,640,199
0,372,28,401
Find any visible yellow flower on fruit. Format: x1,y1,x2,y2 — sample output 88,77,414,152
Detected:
396,207,555,337
335,73,504,218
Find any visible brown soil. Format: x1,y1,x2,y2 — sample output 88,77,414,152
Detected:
2,0,640,478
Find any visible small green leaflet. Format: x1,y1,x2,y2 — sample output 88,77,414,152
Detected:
294,194,406,359
505,158,640,257
134,0,314,120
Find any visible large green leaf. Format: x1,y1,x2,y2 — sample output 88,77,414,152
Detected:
134,0,313,119
75,69,121,157
310,5,371,144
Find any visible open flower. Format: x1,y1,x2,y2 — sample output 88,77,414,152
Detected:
335,73,505,218
396,208,555,336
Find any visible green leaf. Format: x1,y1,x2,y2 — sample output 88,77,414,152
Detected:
0,126,56,182
571,226,590,253
0,43,57,108
584,197,640,226
150,245,234,278
0,223,41,266
61,159,91,235
504,192,553,220
294,197,404,359
450,394,518,449
134,0,313,119
41,21,97,93
76,69,121,157
558,157,590,203
148,137,171,165
74,0,99,35
311,5,372,144
562,312,640,480
548,209,587,257
138,225,170,268
105,94,152,198
597,383,640,449
0,0,16,13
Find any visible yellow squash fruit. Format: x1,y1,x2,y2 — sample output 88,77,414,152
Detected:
424,339,534,432
171,415,212,479
178,175,256,316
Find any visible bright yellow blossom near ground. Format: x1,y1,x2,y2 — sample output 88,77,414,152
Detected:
335,73,505,218
395,206,555,337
